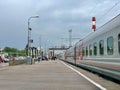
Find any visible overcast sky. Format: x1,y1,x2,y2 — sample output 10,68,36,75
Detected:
0,0,120,50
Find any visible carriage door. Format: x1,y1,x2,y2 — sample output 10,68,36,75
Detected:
118,34,120,54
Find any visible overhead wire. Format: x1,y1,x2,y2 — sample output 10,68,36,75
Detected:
83,0,120,38
98,0,120,22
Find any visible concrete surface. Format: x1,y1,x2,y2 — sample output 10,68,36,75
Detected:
0,60,100,90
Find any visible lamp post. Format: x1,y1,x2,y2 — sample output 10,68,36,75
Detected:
28,16,39,57
39,35,42,55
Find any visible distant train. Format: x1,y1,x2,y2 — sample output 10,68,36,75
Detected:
61,14,120,81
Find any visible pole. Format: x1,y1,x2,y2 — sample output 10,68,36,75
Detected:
39,35,41,55
27,16,39,65
69,29,72,48
28,19,30,56
27,16,39,57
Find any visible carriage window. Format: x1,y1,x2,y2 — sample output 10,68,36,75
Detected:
89,44,92,56
99,40,104,55
118,34,120,54
86,46,88,56
107,36,113,55
93,42,97,56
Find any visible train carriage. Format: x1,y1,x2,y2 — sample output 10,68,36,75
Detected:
82,14,120,61
63,14,120,81
65,46,75,63
65,14,120,61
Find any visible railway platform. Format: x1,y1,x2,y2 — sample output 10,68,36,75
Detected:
0,60,119,90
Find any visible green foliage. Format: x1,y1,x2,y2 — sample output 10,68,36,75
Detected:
4,47,18,52
3,47,26,56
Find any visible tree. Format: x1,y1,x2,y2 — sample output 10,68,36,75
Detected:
4,47,17,52
3,47,26,56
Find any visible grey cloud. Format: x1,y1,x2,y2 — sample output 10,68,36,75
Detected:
0,0,119,49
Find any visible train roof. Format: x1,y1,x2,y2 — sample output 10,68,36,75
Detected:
77,13,120,45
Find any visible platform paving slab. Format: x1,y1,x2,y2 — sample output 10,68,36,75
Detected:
0,60,100,90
